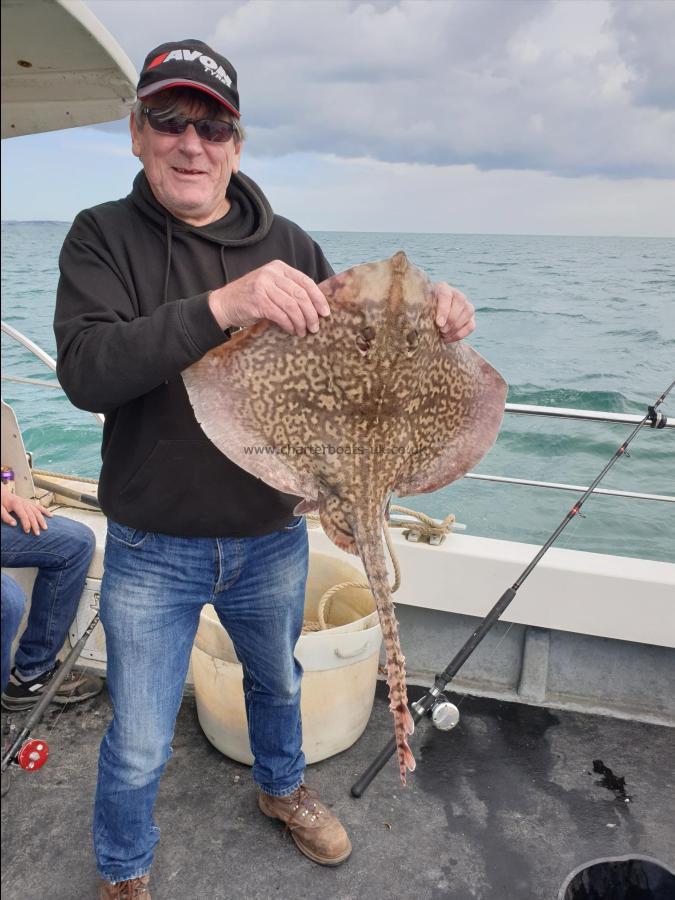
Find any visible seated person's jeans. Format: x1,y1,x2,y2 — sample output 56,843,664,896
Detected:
1,515,95,684
1,573,24,690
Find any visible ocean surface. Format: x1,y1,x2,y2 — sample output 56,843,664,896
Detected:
2,223,674,563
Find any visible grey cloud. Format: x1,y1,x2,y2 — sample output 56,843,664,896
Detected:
608,0,675,110
88,0,675,179
88,0,249,70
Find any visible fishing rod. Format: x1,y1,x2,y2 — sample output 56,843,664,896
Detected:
1,612,100,774
31,474,101,509
351,379,674,797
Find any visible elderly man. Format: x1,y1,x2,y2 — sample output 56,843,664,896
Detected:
54,39,475,898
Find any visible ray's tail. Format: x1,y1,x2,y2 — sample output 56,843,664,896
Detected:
353,515,415,785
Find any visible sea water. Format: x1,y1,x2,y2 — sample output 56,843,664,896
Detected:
1,223,674,562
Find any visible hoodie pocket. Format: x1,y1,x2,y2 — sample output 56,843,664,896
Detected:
116,439,226,531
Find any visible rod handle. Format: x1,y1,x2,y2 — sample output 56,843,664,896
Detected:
351,734,397,797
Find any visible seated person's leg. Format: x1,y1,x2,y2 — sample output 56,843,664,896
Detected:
1,574,25,691
1,517,101,709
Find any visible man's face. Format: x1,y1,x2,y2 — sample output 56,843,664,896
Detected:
130,93,242,226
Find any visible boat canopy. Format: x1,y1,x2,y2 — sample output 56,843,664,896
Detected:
1,0,137,138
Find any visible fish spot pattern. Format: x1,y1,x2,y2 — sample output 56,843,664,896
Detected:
182,252,508,783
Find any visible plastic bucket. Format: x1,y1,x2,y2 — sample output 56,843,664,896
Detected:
558,855,675,900
192,551,382,764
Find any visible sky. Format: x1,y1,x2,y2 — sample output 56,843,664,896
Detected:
2,0,675,236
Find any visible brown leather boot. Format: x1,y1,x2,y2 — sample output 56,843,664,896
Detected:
258,784,352,866
99,874,151,899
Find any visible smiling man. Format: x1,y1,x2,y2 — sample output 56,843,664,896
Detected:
54,39,475,899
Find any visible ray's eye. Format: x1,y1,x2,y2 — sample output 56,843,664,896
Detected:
356,326,375,352
406,329,419,350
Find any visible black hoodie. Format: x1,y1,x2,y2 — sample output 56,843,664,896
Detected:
54,170,333,536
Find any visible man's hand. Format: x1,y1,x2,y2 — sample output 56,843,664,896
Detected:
1,483,53,535
208,261,331,337
434,283,475,344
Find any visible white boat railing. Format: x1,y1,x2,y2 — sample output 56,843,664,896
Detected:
462,473,673,503
1,320,104,425
503,403,667,427
2,319,673,504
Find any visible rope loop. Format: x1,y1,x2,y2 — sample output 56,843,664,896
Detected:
302,505,455,633
390,504,456,545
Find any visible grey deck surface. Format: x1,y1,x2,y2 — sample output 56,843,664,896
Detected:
2,682,674,900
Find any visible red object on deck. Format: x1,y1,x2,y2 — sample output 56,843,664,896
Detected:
17,738,49,771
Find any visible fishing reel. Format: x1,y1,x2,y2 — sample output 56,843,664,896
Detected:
647,406,668,429
412,687,460,732
2,736,50,773
2,723,50,776
15,738,49,771
429,696,461,731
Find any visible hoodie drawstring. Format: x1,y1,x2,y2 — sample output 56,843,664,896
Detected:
163,217,228,300
163,214,173,304
219,245,229,285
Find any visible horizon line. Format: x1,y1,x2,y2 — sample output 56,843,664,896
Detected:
1,220,673,240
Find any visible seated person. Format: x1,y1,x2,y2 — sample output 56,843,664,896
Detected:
1,482,102,708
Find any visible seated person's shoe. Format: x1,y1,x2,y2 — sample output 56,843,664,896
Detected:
99,875,151,899
258,784,352,866
1,661,103,711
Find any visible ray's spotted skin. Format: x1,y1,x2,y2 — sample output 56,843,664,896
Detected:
183,251,507,784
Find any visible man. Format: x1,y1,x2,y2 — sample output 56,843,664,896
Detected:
1,483,101,706
54,40,475,898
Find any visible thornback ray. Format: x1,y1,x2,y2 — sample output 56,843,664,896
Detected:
182,251,508,784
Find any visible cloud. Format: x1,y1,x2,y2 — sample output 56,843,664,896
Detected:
228,0,675,178
88,0,248,68
242,153,675,237
81,0,675,179
608,0,675,110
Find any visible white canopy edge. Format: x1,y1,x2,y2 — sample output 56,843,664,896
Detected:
1,0,137,138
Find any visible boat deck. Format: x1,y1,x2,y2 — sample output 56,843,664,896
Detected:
2,681,673,900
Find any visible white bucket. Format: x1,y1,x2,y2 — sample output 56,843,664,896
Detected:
192,551,382,765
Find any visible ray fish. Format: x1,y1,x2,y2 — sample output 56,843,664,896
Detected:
183,251,507,784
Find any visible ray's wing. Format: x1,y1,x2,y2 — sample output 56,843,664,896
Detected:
182,323,321,501
394,342,507,497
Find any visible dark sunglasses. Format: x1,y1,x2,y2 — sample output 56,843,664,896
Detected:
143,107,236,143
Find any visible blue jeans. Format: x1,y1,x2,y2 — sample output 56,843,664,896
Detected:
94,517,308,883
1,516,96,682
1,574,25,690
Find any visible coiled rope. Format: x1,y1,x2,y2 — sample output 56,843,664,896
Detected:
301,504,455,634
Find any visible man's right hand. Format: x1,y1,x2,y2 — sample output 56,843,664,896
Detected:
208,260,331,337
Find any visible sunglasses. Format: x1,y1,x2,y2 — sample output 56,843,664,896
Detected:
143,107,236,143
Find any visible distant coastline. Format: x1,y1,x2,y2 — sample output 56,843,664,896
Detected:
2,221,674,240
2,219,70,225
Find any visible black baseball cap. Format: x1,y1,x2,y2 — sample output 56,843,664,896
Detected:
137,39,240,117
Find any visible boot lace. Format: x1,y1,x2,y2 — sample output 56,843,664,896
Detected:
286,785,325,828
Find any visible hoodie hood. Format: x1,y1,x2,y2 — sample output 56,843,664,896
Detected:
130,169,274,247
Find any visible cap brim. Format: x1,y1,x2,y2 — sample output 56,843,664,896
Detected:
137,79,240,118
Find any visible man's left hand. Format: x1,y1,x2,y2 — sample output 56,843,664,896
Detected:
1,484,53,535
434,283,475,344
